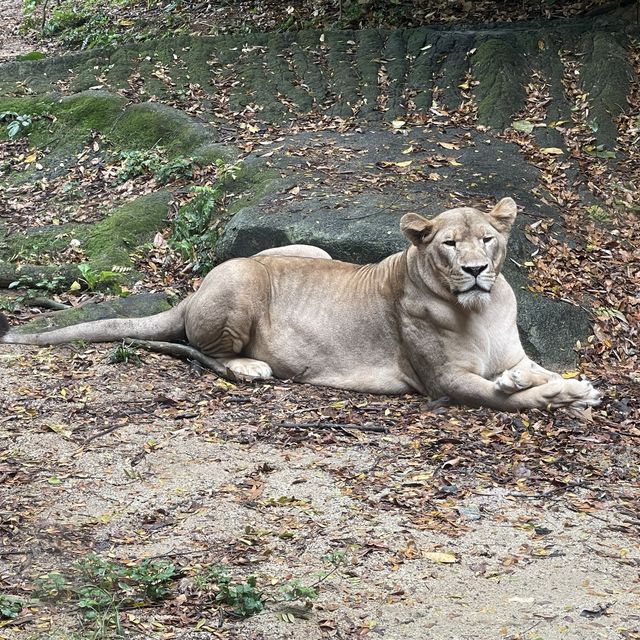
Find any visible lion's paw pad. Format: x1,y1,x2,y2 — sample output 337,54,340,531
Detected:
224,358,273,379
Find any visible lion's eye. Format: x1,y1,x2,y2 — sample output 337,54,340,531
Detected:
443,240,456,247
482,236,494,244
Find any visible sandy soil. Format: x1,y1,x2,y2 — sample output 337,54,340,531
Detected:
1,342,638,639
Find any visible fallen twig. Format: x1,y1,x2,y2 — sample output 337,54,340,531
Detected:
82,422,129,444
279,421,387,433
25,296,71,311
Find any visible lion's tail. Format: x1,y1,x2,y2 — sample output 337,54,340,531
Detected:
0,300,187,346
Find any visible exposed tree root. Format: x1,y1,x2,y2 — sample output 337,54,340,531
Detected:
0,261,80,291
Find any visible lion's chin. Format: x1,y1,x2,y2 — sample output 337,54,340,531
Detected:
456,290,492,310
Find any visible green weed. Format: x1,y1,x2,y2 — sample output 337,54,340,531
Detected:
77,263,127,292
107,341,141,365
73,553,177,635
34,571,70,600
0,593,23,619
8,273,67,293
586,204,610,222
115,149,193,185
195,566,264,618
170,184,220,273
0,111,33,138
169,159,243,273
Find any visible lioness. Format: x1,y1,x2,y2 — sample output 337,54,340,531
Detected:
0,198,600,411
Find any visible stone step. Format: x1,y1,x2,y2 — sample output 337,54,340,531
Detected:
0,17,636,146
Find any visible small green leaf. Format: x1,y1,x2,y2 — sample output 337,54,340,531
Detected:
512,120,535,134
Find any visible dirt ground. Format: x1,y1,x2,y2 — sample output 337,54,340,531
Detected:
1,338,639,640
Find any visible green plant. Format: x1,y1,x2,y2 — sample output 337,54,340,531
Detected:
0,111,33,138
8,273,67,293
115,149,194,185
107,341,141,365
196,566,264,618
323,550,346,567
214,157,243,183
216,573,264,618
73,553,177,634
0,297,16,312
34,571,70,600
126,559,177,600
77,263,127,292
586,204,610,222
170,185,221,273
115,149,160,183
76,554,177,601
0,593,23,619
154,156,193,184
279,579,318,603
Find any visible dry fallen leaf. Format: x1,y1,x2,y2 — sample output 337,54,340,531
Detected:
540,147,564,155
424,551,457,564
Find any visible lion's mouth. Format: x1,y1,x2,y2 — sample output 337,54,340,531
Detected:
456,283,490,294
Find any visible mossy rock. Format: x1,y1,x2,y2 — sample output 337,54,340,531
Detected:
109,101,216,153
56,91,129,133
1,225,86,263
473,36,529,130
85,190,172,270
1,90,227,162
1,191,172,292
19,292,172,333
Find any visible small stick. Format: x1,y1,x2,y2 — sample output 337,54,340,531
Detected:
25,297,71,311
83,422,129,443
279,421,387,433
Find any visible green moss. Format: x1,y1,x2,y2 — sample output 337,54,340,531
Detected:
5,225,86,262
85,190,172,269
226,166,280,216
110,102,209,153
193,142,237,166
55,91,128,134
20,292,171,332
16,52,47,61
1,91,220,161
473,37,527,129
0,96,55,115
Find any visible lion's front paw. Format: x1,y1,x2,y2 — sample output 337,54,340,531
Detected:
495,369,530,394
222,357,273,380
544,378,602,410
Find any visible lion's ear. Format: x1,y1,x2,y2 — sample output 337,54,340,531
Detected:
487,197,517,234
400,213,434,246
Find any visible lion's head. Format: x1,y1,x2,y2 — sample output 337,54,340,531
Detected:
400,198,517,310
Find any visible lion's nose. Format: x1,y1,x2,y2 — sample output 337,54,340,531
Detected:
462,264,488,277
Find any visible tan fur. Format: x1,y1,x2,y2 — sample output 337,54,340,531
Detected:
0,198,600,411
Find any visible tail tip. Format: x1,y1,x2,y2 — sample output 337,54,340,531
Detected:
0,313,10,340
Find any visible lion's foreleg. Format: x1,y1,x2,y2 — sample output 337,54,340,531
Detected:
442,371,601,412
